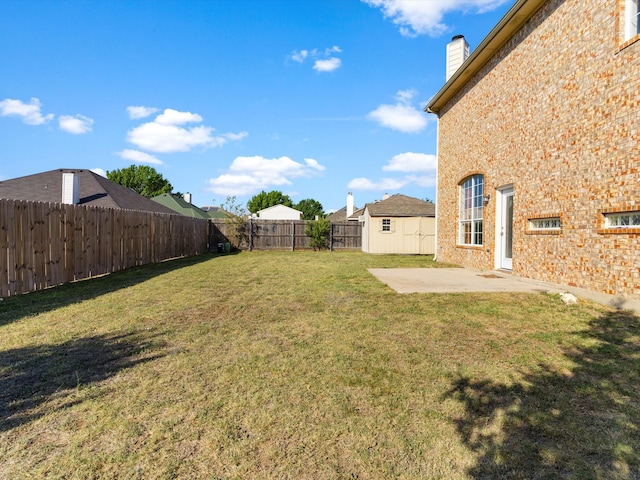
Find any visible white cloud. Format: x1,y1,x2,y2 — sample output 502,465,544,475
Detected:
90,168,107,177
0,97,54,125
347,177,409,191
362,0,510,37
349,150,438,192
59,114,94,134
117,149,163,165
223,131,249,141
313,57,342,72
289,45,343,72
406,174,437,187
395,88,417,103
382,152,437,172
207,155,325,196
291,49,309,63
368,89,428,133
126,105,159,119
126,108,247,153
368,103,427,133
155,108,203,125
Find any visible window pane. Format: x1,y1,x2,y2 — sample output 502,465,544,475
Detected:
459,174,484,245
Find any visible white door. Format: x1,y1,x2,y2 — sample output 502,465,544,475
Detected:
498,187,514,270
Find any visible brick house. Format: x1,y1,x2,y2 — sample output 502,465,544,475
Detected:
426,0,639,299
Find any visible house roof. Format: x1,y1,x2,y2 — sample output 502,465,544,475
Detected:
257,204,302,215
327,205,360,222
151,193,211,219
426,0,547,115
200,206,231,219
364,194,435,217
0,168,176,215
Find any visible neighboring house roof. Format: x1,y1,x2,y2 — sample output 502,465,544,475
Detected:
257,204,303,219
327,205,360,222
200,206,231,219
364,194,435,217
151,193,210,219
0,168,176,215
426,0,546,114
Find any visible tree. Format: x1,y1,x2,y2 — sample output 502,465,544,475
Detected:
218,196,248,250
295,198,324,220
304,217,331,250
247,190,293,213
106,165,173,198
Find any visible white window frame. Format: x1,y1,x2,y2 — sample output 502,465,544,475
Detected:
604,211,640,228
459,175,484,246
626,0,639,40
381,218,391,232
529,217,561,231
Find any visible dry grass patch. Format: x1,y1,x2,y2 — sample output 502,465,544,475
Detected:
1,251,639,479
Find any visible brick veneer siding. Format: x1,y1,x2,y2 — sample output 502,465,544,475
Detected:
435,0,640,298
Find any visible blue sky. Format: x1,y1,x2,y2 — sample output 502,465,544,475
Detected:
0,0,514,212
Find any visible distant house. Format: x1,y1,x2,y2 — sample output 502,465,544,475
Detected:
361,194,435,254
200,206,231,219
256,204,303,220
425,0,640,299
151,193,210,219
328,192,361,222
0,168,175,215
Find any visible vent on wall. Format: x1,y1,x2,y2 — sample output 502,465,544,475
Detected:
61,172,79,205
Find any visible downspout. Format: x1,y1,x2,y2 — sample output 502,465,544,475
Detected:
433,115,440,262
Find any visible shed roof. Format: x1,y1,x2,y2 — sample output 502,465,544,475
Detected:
426,0,546,115
0,168,175,215
365,194,435,217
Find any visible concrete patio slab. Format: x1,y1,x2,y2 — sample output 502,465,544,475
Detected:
368,267,640,314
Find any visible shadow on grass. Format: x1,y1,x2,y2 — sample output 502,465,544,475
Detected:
446,309,640,478
0,330,166,432
0,253,220,327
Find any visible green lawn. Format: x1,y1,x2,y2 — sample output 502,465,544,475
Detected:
1,251,639,479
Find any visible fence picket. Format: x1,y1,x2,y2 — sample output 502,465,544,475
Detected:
0,199,209,297
208,219,362,251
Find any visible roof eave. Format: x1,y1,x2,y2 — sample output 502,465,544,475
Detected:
425,0,547,115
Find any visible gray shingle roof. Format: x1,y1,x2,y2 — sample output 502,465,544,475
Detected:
365,194,435,217
327,205,361,222
0,169,176,215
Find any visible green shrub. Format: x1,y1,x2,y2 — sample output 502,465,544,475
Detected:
305,218,331,250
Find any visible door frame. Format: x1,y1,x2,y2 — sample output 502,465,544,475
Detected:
495,185,514,270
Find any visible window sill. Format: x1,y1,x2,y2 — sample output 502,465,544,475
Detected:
598,228,640,235
618,33,640,52
456,244,484,250
525,230,561,235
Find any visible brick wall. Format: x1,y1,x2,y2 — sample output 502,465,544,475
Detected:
436,0,640,298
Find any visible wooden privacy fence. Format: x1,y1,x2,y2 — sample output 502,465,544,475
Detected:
0,199,209,297
209,219,362,251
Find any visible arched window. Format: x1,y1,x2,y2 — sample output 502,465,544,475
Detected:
459,174,484,245
626,0,639,40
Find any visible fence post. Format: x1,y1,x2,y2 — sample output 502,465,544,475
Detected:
330,222,334,252
291,221,295,251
